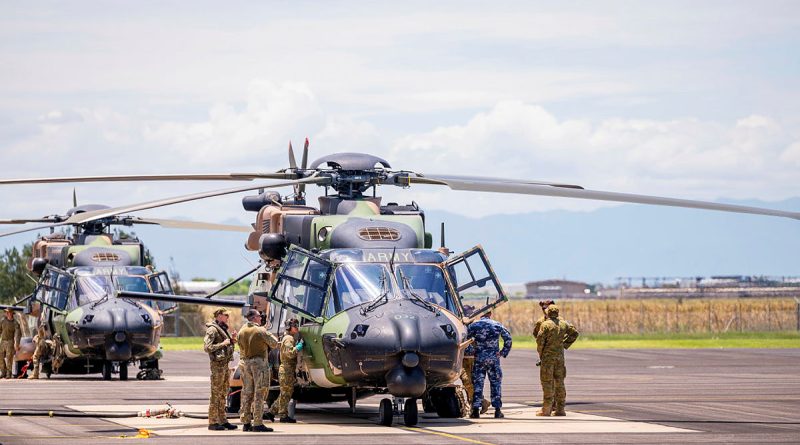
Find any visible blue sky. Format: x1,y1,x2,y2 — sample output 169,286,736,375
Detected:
0,1,798,280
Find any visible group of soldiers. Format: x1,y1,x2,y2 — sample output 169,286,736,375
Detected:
1,308,56,380
203,307,302,432
463,299,579,418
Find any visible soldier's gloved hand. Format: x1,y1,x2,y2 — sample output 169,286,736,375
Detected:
295,339,304,352
536,360,541,367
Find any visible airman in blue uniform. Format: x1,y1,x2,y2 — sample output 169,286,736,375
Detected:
467,311,511,419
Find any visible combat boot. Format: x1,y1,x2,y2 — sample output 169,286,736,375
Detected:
494,408,504,419
280,416,297,423
207,424,225,431
221,422,238,430
252,425,274,432
553,403,566,416
242,423,252,432
469,407,480,419
535,403,552,417
480,398,490,414
263,412,275,422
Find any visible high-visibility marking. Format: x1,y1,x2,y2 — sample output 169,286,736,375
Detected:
400,426,497,445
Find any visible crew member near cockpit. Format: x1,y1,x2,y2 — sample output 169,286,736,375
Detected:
467,311,511,419
269,318,304,423
0,308,21,379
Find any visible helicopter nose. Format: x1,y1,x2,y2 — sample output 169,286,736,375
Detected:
70,299,157,361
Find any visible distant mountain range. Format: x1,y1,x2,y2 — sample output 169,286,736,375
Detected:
3,198,798,285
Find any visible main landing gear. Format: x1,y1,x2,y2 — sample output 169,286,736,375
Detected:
377,397,418,427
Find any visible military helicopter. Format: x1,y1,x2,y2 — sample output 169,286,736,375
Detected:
0,142,797,425
0,199,250,380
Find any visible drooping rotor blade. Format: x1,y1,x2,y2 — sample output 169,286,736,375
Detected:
117,291,246,308
0,304,25,312
64,176,328,225
0,172,297,185
133,217,251,233
0,222,65,238
0,218,59,225
414,174,800,221
411,173,584,189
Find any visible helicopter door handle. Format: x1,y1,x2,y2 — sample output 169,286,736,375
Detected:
458,338,474,350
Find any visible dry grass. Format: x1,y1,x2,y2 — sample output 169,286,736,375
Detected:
491,298,799,335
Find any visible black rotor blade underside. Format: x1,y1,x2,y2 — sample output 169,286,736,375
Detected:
118,291,246,308
0,172,297,185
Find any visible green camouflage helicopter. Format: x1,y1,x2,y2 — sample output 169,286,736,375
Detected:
1,141,798,425
0,200,249,380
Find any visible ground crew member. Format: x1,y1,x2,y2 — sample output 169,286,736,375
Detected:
1,308,21,379
204,308,237,431
535,305,579,417
237,309,279,432
269,318,304,423
31,323,49,379
458,305,489,415
468,311,511,419
532,299,555,339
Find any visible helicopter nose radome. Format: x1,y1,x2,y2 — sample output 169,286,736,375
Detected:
385,363,426,398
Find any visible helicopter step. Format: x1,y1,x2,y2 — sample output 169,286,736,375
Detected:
377,397,418,427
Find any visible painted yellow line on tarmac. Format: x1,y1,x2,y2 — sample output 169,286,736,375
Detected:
400,426,497,445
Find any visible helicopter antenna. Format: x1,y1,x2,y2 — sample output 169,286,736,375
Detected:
72,188,78,207
440,222,446,249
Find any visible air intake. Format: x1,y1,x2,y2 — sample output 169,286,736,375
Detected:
358,227,401,241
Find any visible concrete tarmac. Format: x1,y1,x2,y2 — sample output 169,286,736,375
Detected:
1,348,798,444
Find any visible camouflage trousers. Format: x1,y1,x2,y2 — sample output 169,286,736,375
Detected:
0,341,14,378
460,356,475,402
269,362,297,417
208,360,230,425
539,355,566,411
240,357,270,426
472,356,503,409
31,338,47,379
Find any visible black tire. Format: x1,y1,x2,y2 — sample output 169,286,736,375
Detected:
102,360,112,380
378,398,393,426
226,387,241,413
432,387,461,418
119,362,128,381
403,399,418,426
15,361,27,378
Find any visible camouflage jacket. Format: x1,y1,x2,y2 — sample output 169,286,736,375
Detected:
532,315,546,338
0,317,21,346
237,321,279,359
203,321,234,363
467,317,512,361
279,333,299,367
536,316,579,359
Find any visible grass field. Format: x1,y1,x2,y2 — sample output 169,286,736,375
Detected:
160,331,800,351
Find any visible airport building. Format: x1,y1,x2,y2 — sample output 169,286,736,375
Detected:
525,279,592,300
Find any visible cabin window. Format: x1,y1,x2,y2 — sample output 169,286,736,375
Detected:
271,249,331,319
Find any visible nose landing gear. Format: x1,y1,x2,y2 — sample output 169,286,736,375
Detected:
377,397,418,427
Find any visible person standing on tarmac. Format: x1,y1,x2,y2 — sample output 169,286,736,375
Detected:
204,308,238,431
468,311,512,419
535,305,579,417
237,309,280,432
0,308,21,379
533,300,555,339
268,318,304,423
31,322,49,379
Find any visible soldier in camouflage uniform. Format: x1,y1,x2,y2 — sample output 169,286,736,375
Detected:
532,300,555,339
467,311,511,419
269,318,304,423
31,323,50,379
237,309,279,432
204,308,237,431
0,308,21,379
535,305,579,417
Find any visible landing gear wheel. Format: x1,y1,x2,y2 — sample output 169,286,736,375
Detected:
102,360,112,380
422,393,437,413
119,362,128,381
403,399,418,426
378,398,393,426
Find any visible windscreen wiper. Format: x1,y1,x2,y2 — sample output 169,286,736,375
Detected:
397,269,438,314
361,268,390,316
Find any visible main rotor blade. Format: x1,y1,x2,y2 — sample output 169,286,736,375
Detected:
0,218,58,225
64,176,327,225
415,175,800,221
0,222,65,238
0,172,297,185
134,217,251,232
117,291,246,308
288,141,298,170
0,304,25,312
299,138,310,196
